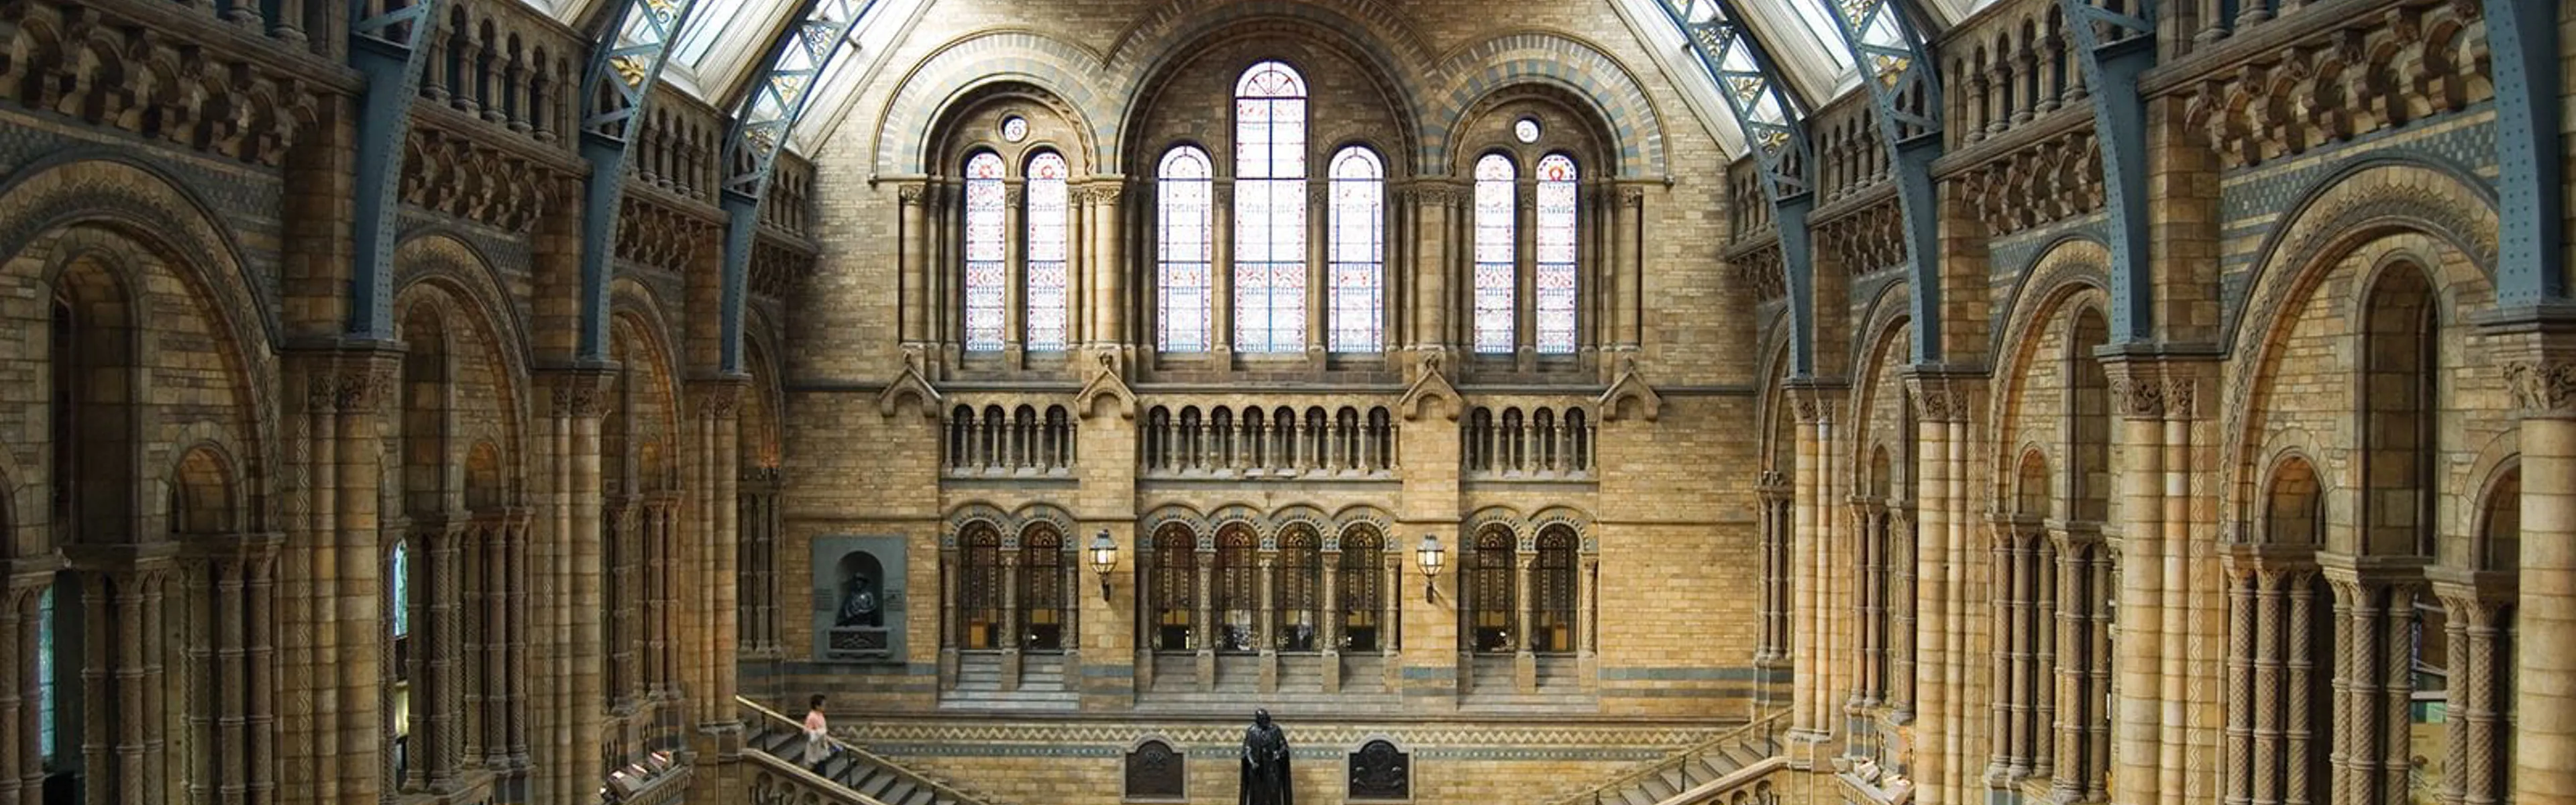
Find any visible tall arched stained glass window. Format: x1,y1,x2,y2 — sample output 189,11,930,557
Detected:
1234,61,1307,354
1025,152,1071,352
1472,154,1517,354
36,583,55,761
1157,146,1214,353
962,152,1008,353
1534,154,1579,355
1328,146,1384,353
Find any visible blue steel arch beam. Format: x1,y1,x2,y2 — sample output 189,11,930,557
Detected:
572,0,710,362
1662,0,1824,376
716,0,881,376
347,0,449,341
1816,0,1946,364
2482,0,2563,307
2057,0,2155,343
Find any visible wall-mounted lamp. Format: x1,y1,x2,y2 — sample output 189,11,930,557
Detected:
1415,534,1444,602
1087,529,1118,599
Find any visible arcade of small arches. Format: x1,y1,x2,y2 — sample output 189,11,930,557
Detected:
923,504,1600,693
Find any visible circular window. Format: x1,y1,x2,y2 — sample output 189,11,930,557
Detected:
1513,117,1541,144
1001,115,1029,143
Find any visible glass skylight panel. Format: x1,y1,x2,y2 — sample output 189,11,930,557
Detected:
1785,0,1857,70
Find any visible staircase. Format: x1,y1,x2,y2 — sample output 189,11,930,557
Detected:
1548,710,1790,805
739,697,999,805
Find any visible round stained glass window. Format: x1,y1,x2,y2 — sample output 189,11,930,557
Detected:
1001,115,1029,143
1514,117,1541,144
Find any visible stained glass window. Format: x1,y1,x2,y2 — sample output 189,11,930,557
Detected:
1026,152,1070,352
1535,154,1579,355
1328,147,1385,353
1234,61,1308,354
36,584,55,762
1000,115,1028,142
391,539,411,638
962,152,1008,353
1157,146,1213,353
1515,117,1541,144
1472,154,1517,354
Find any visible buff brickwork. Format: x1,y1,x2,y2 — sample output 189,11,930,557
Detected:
0,1,2563,805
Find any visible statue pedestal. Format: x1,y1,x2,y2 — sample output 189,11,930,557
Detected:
1258,649,1279,693
1515,651,1538,694
826,626,892,662
1321,649,1342,692
1000,647,1022,692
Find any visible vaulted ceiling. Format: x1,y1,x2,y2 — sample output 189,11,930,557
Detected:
543,0,1997,160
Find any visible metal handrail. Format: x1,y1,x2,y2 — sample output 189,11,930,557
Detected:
737,696,998,805
1549,709,1792,805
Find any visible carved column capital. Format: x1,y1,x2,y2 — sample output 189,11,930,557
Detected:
299,349,401,414
2503,360,2576,417
540,368,616,418
897,183,928,206
1785,378,1847,425
688,378,747,419
1902,372,1976,424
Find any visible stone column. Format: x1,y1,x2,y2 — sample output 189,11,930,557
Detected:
1905,378,1956,804
1405,184,1455,352
2108,368,2169,805
1092,182,1128,347
1578,553,1599,688
1,574,42,805
900,184,929,345
320,353,396,805
1321,555,1342,692
1211,181,1234,362
540,369,609,805
1381,549,1401,694
1004,184,1026,362
1613,186,1643,351
1306,182,1328,363
938,545,959,690
1195,547,1216,690
999,553,1021,692
1890,506,1917,725
429,519,466,792
1513,553,1536,694
1258,555,1279,694
685,380,744,805
2504,356,2576,805
1986,518,2020,782
1515,182,1536,370
1788,379,1847,763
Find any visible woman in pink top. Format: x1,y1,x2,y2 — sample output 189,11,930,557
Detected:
802,694,833,771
